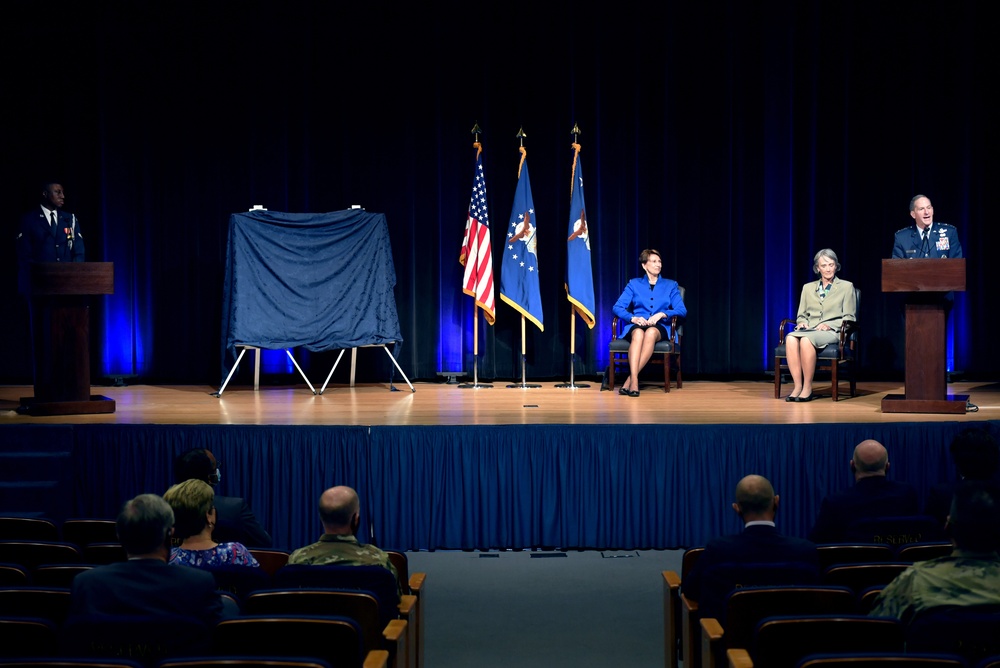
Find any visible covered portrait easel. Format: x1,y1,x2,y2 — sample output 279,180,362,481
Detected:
216,208,409,396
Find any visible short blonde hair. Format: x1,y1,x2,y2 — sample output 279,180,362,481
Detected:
163,478,214,540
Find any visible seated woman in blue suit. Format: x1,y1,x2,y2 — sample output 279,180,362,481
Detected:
612,248,687,397
785,248,856,402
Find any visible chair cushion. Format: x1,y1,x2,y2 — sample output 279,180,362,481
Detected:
610,339,676,353
775,344,851,360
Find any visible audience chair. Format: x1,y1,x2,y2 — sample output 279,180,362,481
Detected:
0,587,73,624
844,515,946,546
212,615,388,668
609,286,685,393
207,566,272,604
855,586,884,614
976,655,1000,668
0,659,146,668
0,519,60,543
248,550,290,578
384,551,425,668
795,653,969,667
244,589,407,668
816,544,895,571
692,561,823,623
156,658,332,668
61,614,211,666
0,617,59,657
0,541,83,570
663,547,704,668
731,614,904,668
272,566,415,668
774,289,860,401
822,563,911,593
0,563,30,586
82,543,127,565
61,520,118,548
895,542,953,562
31,565,93,588
906,605,1000,664
700,585,857,668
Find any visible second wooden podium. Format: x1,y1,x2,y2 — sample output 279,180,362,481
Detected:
881,258,967,414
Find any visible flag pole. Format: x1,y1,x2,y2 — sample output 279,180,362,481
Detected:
557,124,592,389
555,306,590,389
458,124,494,389
507,315,541,388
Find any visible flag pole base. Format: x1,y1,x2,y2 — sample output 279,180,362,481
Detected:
507,383,542,389
458,382,493,389
554,382,590,389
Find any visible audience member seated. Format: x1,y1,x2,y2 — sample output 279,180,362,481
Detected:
682,474,819,620
809,439,919,543
175,448,273,547
69,493,229,625
163,479,260,569
925,428,1000,526
869,480,1000,625
288,486,399,593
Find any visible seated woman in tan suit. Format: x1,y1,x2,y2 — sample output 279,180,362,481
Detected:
785,248,856,402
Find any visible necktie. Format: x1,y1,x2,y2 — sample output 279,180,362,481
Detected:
50,211,57,228
920,229,929,257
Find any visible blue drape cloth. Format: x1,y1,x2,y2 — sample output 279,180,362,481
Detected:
220,210,402,383
52,420,999,552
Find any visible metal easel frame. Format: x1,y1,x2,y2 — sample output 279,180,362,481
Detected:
215,345,317,397
319,343,415,393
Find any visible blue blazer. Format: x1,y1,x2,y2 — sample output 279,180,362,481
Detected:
892,222,962,259
613,276,686,338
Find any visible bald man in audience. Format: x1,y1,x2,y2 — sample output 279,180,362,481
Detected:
808,439,919,543
683,475,819,620
289,486,398,580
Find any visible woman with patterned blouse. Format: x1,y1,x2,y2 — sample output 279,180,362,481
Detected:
163,479,260,569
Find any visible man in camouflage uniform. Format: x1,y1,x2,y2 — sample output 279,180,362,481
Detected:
288,485,398,583
869,480,1000,625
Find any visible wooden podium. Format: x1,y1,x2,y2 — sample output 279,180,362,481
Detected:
881,258,967,414
20,262,116,416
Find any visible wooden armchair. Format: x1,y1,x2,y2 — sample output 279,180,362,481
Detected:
662,547,703,668
774,289,860,401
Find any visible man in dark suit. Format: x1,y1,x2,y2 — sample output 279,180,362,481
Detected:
809,439,920,543
175,448,273,547
892,194,963,259
69,493,226,625
683,475,819,620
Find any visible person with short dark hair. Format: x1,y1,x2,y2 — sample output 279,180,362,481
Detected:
69,494,226,625
870,481,1000,624
173,448,272,547
611,248,687,397
15,181,86,294
808,439,919,543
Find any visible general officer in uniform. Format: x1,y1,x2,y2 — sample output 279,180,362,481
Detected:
287,485,399,599
16,181,86,293
892,194,963,259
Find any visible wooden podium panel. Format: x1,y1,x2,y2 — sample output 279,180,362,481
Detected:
20,262,116,416
880,259,967,414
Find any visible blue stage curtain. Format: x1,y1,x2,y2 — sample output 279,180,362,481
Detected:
71,425,371,551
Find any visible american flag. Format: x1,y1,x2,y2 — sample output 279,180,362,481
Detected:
459,143,496,324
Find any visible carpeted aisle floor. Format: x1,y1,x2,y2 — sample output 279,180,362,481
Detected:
407,549,685,668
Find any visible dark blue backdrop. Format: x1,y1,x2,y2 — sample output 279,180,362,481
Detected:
1,2,994,384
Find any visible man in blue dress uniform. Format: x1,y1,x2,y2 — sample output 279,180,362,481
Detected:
892,194,962,259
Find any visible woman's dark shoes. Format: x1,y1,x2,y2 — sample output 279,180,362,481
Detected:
627,389,640,397
785,395,797,402
619,386,630,396
795,394,815,402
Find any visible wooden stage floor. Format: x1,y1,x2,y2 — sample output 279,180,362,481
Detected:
2,380,997,426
